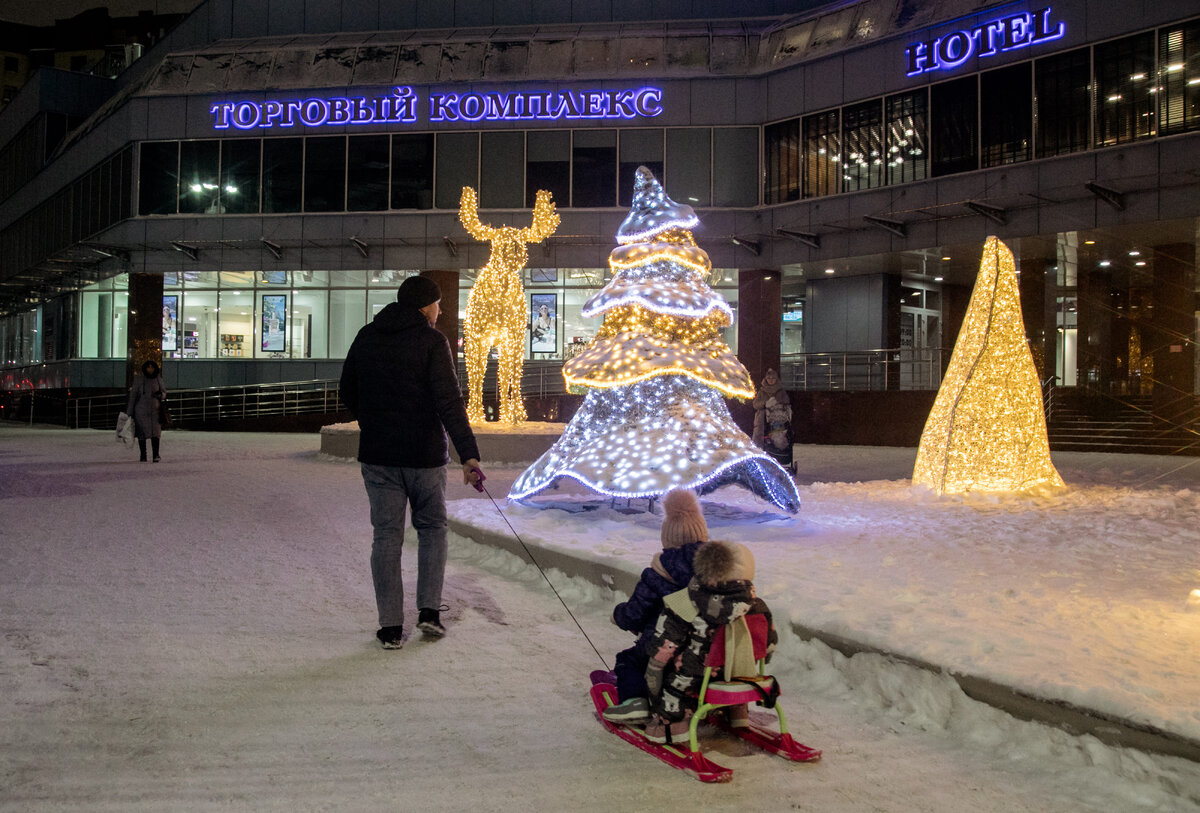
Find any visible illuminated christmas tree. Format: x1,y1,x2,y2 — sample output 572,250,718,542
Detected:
509,167,801,513
912,236,1064,494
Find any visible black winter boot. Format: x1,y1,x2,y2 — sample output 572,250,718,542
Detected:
138,438,148,462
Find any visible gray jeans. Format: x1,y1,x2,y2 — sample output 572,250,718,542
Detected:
360,463,448,629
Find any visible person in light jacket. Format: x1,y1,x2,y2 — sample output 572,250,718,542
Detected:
125,359,166,462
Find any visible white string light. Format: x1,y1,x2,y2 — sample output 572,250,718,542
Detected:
509,166,800,512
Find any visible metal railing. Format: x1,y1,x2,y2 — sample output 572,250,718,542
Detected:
779,348,945,392
66,379,345,429
63,363,572,430
55,349,948,430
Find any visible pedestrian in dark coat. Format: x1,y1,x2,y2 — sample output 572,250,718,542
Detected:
601,488,707,724
125,359,166,462
340,275,484,649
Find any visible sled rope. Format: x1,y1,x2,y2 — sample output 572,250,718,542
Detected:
477,481,610,670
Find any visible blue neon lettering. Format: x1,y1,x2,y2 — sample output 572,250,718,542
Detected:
1031,7,1065,44
429,93,457,121
350,98,375,124
229,102,260,129
459,93,487,121
210,86,663,129
905,6,1064,76
328,98,351,124
261,101,283,128
936,30,973,69
210,102,234,129
634,88,663,117
390,87,417,122
299,99,329,126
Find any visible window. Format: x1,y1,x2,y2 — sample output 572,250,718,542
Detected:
304,136,346,212
618,129,664,206
803,110,839,198
1094,32,1156,146
526,130,569,208
329,289,366,357
572,130,616,207
178,141,221,214
138,141,178,215
262,138,302,213
841,99,884,192
178,140,222,214
1035,47,1091,157
346,134,389,212
220,140,260,214
931,76,978,176
981,62,1032,167
886,90,927,185
391,133,434,209
666,128,710,207
712,128,758,206
480,131,524,209
764,119,801,204
435,132,478,209
1158,20,1200,135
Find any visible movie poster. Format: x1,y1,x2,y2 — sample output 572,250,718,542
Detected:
162,295,179,352
261,294,287,352
530,293,557,354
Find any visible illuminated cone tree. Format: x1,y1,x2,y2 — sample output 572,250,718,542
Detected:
509,167,801,512
912,236,1064,494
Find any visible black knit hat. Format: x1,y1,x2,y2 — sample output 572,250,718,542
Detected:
396,275,442,309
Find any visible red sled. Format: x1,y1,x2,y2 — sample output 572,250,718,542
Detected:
591,682,733,782
590,614,821,781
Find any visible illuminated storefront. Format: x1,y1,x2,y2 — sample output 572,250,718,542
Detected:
1,0,1197,434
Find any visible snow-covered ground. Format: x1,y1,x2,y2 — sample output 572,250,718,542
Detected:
3,425,1200,811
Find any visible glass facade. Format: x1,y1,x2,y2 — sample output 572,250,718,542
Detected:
1035,47,1091,158
1158,19,1200,135
60,270,740,364
1094,32,1157,147
136,126,749,215
762,16,1200,203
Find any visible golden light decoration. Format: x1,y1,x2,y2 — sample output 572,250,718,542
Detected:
459,186,559,424
508,165,801,513
912,236,1065,494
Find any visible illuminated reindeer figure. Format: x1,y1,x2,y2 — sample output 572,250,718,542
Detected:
459,186,559,424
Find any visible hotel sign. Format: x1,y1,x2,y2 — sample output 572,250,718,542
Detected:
905,7,1065,76
210,86,664,130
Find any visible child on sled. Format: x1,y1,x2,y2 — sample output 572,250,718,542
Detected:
641,540,776,745
602,489,708,724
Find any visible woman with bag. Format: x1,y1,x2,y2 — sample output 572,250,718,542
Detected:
125,359,167,462
752,368,795,474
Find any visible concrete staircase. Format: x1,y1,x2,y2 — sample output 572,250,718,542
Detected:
1047,395,1200,455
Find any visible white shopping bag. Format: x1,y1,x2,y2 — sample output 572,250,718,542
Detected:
115,412,133,443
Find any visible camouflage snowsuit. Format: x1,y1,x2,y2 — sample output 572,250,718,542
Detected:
642,577,775,723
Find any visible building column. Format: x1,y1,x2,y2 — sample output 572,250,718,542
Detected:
1076,266,1112,393
1151,243,1196,425
737,268,782,384
1018,257,1051,382
126,272,163,386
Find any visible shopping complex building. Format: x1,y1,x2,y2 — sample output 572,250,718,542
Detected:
0,0,1197,443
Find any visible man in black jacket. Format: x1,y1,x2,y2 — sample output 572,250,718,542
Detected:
340,275,483,649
